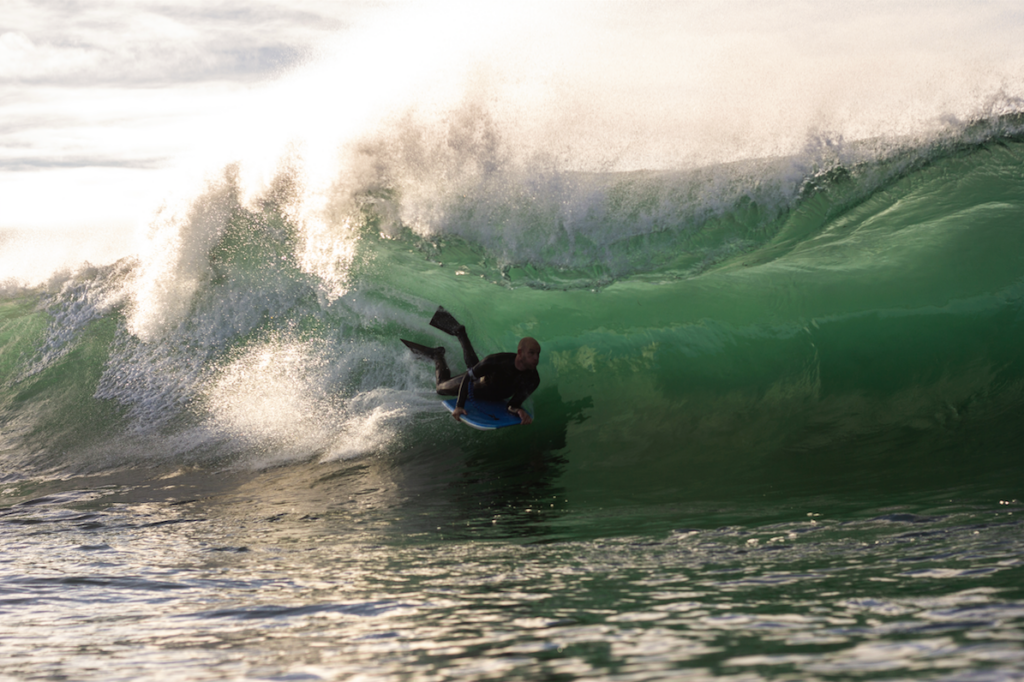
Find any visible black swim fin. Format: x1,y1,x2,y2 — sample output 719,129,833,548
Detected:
428,306,465,337
401,338,445,361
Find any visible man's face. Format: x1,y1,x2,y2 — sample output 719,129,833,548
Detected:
517,339,541,370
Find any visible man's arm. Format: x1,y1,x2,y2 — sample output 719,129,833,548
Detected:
451,372,473,421
505,370,540,423
455,354,504,411
455,371,473,409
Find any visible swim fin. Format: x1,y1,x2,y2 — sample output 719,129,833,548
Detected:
401,338,445,361
428,306,465,337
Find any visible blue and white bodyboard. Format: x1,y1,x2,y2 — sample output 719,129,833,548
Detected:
442,399,531,430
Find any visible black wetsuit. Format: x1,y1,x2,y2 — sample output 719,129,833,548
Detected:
442,353,539,413
433,331,539,413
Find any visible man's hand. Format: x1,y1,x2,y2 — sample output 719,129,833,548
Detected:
516,408,533,425
452,407,467,422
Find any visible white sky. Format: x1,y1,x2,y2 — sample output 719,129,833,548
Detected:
3,0,1024,284
0,0,532,281
1,1,361,234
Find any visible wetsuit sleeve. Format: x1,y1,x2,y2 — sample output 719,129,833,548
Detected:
505,370,540,413
455,371,473,409
455,353,538,412
455,355,501,409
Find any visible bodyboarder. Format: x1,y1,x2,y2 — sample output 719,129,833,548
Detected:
401,307,540,425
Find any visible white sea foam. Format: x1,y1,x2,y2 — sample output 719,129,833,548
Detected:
126,168,241,343
193,336,438,468
8,1,1024,288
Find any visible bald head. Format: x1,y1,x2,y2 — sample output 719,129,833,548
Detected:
515,337,541,371
518,337,540,353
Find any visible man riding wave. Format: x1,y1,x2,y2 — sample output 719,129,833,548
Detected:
401,307,540,424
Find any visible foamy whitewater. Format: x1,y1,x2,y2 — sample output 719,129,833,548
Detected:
2,3,1024,680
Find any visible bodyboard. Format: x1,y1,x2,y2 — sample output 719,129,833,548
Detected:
442,399,531,430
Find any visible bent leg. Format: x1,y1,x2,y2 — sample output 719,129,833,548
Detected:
436,372,465,396
456,328,479,368
429,307,479,367
434,356,452,386
402,338,455,387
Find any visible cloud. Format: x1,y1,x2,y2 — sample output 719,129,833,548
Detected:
0,155,168,171
0,0,381,240
0,30,101,82
0,0,351,86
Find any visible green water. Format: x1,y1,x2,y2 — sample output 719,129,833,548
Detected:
1,134,1024,681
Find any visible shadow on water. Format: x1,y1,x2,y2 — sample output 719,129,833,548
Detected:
394,386,592,542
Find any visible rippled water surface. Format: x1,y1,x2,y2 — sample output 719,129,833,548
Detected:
2,463,1022,681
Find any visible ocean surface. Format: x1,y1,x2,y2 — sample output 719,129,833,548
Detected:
4,19,1024,676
